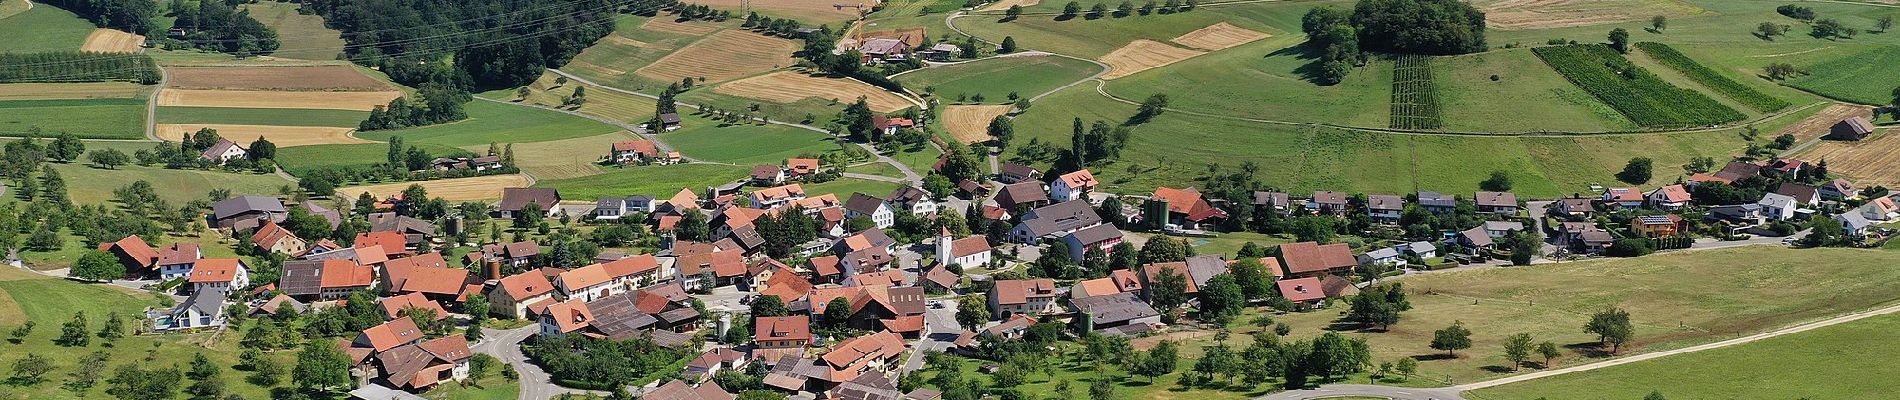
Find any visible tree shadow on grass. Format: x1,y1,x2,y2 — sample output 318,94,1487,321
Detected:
1267,43,1333,86
1563,341,1616,358
1411,353,1457,361
1479,365,1516,374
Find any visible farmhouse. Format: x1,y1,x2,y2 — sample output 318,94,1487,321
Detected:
871,115,915,136
154,243,201,281
787,158,822,178
1278,242,1355,278
498,188,562,218
1151,186,1228,229
994,181,1050,209
1050,169,1097,202
369,213,436,247
657,113,683,131
997,163,1041,183
611,139,667,164
1138,255,1228,298
250,221,307,256
200,138,247,163
1008,200,1104,243
755,316,813,349
187,258,249,295
857,38,910,63
1276,277,1327,305
1829,116,1875,140
488,271,558,319
1069,292,1161,336
99,235,159,275
751,165,787,185
885,186,937,216
1646,184,1691,210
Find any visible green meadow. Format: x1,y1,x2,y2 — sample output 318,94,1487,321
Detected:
0,98,148,139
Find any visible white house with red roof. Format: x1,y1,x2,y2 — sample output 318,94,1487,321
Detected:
934,229,992,268
188,258,249,295
1050,169,1098,202
1646,184,1692,210
488,271,558,319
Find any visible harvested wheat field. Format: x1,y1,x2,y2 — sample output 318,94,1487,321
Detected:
979,0,1038,12
1098,40,1206,79
635,30,799,84
641,18,720,36
685,0,866,22
1169,22,1270,51
716,71,913,112
337,174,534,202
156,124,370,147
0,82,144,100
860,27,926,47
941,105,1012,143
1473,0,1705,30
1798,130,1900,186
156,89,402,111
165,65,391,91
79,29,144,53
1775,104,1872,143
467,133,632,180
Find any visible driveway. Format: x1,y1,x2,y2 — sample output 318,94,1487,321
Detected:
474,325,598,400
901,298,962,374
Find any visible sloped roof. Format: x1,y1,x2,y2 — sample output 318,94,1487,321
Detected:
359,317,423,352
99,235,159,269
498,188,561,212
380,292,449,320
212,195,283,220
1278,242,1356,275
1056,169,1097,190
992,279,1058,305
755,316,811,343
281,261,324,296
318,259,375,289
753,184,807,202
1277,277,1325,303
495,271,555,301
187,258,243,283
1475,191,1517,207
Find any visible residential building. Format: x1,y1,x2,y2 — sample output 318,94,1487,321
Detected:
1839,212,1874,238
1548,198,1597,219
1632,214,1684,237
786,158,821,178
154,243,201,281
380,292,450,321
838,193,900,231
1758,192,1798,221
1475,191,1519,214
755,316,813,348
1008,200,1104,243
1050,169,1098,202
1601,188,1643,208
612,140,663,164
1309,191,1348,215
997,164,1041,184
1357,247,1402,267
250,221,307,256
988,279,1061,317
1775,182,1821,206
1365,194,1404,224
870,115,914,135
1556,222,1614,254
885,186,938,216
1151,186,1228,229
489,271,558,319
1416,191,1456,214
200,138,247,163
1646,184,1691,210
1821,179,1859,200
157,290,226,330
1061,224,1123,262
1252,191,1292,215
646,380,735,400
188,258,248,295
751,165,787,186
595,195,658,220
1483,220,1525,237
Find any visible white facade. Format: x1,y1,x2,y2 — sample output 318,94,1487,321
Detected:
1050,180,1084,203
849,203,895,229
192,265,249,296
158,262,195,281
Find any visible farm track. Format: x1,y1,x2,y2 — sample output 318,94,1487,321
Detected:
546,69,924,183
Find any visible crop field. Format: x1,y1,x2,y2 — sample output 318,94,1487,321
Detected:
0,98,146,139
634,30,798,84
0,5,94,52
537,163,749,200
155,88,402,111
1471,0,1706,30
1787,45,1900,106
468,132,635,180
1468,311,1900,399
1635,42,1789,112
895,54,1101,103
661,120,840,164
242,1,346,60
714,71,914,112
274,142,474,176
165,65,390,91
0,82,144,100
952,0,1325,58
940,104,1011,143
155,106,368,127
1532,44,1743,128
156,124,368,147
0,52,159,83
1388,55,1441,130
685,0,867,23
860,27,927,47
337,174,534,202
354,100,627,147
77,28,143,53
1185,246,1900,386
1796,127,1900,186
0,0,27,18
1169,22,1271,51
1011,84,1815,197
1773,103,1867,143
1097,40,1206,79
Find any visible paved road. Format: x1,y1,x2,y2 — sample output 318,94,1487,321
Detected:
546,69,923,183
1258,384,1464,400
901,298,962,374
474,325,597,400
144,64,167,141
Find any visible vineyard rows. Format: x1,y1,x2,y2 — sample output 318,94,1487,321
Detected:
1531,44,1744,128
0,52,160,84
1389,55,1442,130
1635,42,1790,112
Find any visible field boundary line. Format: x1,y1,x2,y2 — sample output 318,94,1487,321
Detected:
144,64,167,141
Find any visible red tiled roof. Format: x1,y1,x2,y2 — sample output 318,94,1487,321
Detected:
319,259,375,288
495,271,555,301
354,232,407,256
188,258,243,283
542,299,595,333
251,221,300,250
1277,277,1326,303
1278,242,1356,275
380,292,450,320
992,279,1058,305
808,255,842,277
99,235,159,269
759,267,813,302
949,235,991,258
360,317,424,352
1057,169,1097,190
755,316,811,343
880,315,925,333
613,140,659,155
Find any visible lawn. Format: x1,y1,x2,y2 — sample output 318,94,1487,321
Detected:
353,100,626,147
803,177,903,198
275,142,474,176
846,161,906,179
1008,84,1818,198
156,106,369,127
468,132,633,181
241,1,345,61
49,160,290,205
1466,310,1900,399
888,143,941,177
0,4,96,53
1230,246,1900,386
0,266,288,400
535,163,749,200
1135,231,1294,259
478,70,658,125
660,119,840,165
1433,48,1637,133
1786,45,1900,106
896,55,1104,103
0,98,148,139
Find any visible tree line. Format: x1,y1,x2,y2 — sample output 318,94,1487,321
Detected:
1300,0,1487,84
305,0,633,90
157,0,281,55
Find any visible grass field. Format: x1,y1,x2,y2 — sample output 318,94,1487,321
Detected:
0,0,28,19
1099,31,1392,128
0,4,95,52
846,161,906,179
803,177,903,198
1787,45,1900,106
165,65,390,91
660,120,840,164
887,142,941,176
896,55,1103,103
479,71,659,125
470,132,634,180
275,142,475,176
337,174,534,202
1433,49,1637,132
241,1,346,61
50,160,290,205
562,15,713,94
0,82,147,100
354,100,627,147
156,106,368,127
1467,311,1900,399
0,98,147,139
1635,41,1790,112
1011,84,1819,197
1531,44,1744,128
536,163,749,200
1472,0,1706,30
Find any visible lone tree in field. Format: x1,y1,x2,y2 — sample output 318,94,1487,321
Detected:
999,36,1018,53
1480,170,1512,191
1502,333,1533,371
1006,5,1023,20
1618,157,1653,184
56,312,89,347
1584,307,1635,354
1537,341,1561,368
1060,1,1081,19
1430,321,1472,357
1608,28,1631,53
1651,15,1667,32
